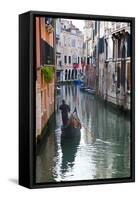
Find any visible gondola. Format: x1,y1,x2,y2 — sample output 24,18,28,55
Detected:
61,107,81,138
60,108,81,171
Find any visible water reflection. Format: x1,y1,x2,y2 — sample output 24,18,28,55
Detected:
60,128,81,177
36,84,131,183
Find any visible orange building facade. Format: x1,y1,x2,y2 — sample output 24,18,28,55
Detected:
36,17,56,142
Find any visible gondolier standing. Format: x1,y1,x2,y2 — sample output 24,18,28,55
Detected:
59,100,70,126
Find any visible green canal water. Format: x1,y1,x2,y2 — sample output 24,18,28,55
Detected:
36,84,131,183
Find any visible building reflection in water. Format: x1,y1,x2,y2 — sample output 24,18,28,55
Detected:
36,84,131,183
60,128,81,177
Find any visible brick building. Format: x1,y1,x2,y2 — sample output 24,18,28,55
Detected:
36,17,56,142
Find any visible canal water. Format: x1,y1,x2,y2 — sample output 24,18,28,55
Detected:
36,84,131,183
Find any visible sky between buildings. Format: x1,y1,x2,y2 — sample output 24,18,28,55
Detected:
71,19,85,32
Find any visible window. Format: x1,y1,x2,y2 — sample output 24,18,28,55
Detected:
72,39,76,47
64,55,67,64
127,62,131,91
69,56,71,64
59,61,61,67
94,46,97,57
98,37,104,54
95,21,97,35
113,38,116,59
64,37,67,46
75,69,77,79
122,43,126,58
78,41,81,48
93,30,95,41
78,57,80,64
117,64,121,88
40,37,55,65
81,57,83,64
105,40,108,60
127,33,131,57
98,21,100,34
118,38,121,58
71,70,74,79
72,56,77,64
87,57,90,65
65,69,67,80
68,69,71,80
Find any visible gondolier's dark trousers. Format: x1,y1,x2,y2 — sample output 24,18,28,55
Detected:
62,113,68,126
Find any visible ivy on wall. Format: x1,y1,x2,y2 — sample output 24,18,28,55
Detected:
41,65,55,83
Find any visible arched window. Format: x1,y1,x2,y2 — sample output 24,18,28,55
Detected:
121,41,126,89
68,69,71,80
71,69,74,79
105,39,108,60
122,42,126,58
118,38,121,58
127,33,130,57
65,69,68,80
75,69,77,79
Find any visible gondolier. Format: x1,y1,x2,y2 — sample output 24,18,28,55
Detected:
59,100,70,126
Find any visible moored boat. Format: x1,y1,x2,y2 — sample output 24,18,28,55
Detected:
74,79,84,85
80,86,87,91
85,88,96,94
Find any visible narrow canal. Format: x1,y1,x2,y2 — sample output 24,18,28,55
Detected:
36,84,131,183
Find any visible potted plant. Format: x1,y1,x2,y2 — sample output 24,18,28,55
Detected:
41,65,55,83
